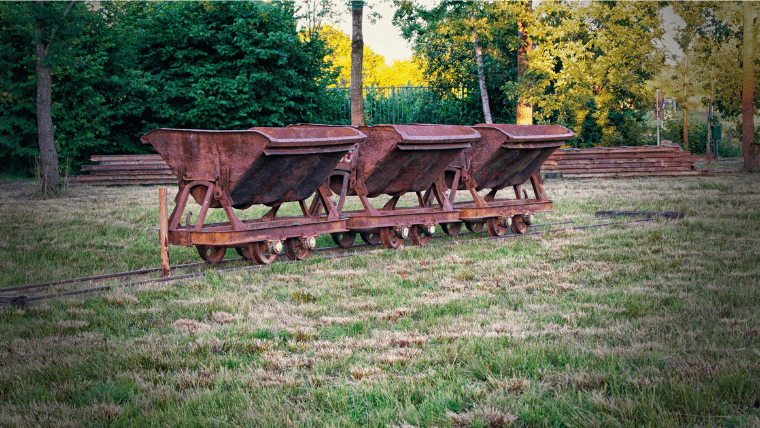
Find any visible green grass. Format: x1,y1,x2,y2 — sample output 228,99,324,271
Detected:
1,174,760,427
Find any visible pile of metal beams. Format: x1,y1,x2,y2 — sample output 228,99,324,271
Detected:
69,154,175,186
541,145,707,178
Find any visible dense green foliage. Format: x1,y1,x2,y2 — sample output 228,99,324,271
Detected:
394,1,665,146
0,1,334,176
522,1,665,146
0,2,138,176
134,2,333,130
394,1,519,125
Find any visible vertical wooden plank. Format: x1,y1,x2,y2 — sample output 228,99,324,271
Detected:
159,187,170,277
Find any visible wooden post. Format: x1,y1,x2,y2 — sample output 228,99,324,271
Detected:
159,187,170,277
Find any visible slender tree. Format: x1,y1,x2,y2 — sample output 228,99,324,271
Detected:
742,0,758,171
350,1,365,126
471,10,492,124
516,3,532,125
34,0,74,193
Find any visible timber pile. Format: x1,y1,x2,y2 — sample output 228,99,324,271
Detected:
69,154,175,186
542,145,707,178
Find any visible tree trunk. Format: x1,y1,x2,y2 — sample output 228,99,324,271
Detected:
706,87,713,158
35,14,59,193
682,108,688,151
742,1,758,171
516,18,532,125
350,1,364,127
471,11,492,124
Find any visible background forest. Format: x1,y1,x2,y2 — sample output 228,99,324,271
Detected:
0,0,758,178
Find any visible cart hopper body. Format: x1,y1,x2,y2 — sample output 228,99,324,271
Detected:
452,124,574,191
141,127,365,208
330,124,479,197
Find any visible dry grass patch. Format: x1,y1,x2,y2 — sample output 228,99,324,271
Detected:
175,368,217,390
369,307,416,321
211,310,238,324
490,377,532,393
312,268,367,278
105,290,140,306
375,348,422,365
245,369,298,389
172,318,212,335
349,366,384,380
172,297,214,307
319,315,360,325
262,350,315,369
447,406,517,428
247,300,316,330
55,320,90,330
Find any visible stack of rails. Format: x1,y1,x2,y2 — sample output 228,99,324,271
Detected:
541,145,707,178
69,154,175,186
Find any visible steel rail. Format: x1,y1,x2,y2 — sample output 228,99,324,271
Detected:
0,219,581,296
2,217,653,307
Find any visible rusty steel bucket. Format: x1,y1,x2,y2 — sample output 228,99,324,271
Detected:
329,124,479,198
315,124,480,249
141,127,365,209
442,123,575,238
141,126,366,264
448,124,575,191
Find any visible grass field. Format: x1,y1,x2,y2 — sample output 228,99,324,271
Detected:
1,173,759,427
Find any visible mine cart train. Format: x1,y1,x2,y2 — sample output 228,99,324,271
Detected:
140,123,575,264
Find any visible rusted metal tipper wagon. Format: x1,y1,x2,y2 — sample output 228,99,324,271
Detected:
141,126,366,264
305,124,480,249
441,124,575,237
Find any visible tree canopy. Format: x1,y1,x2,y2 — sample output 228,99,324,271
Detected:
0,1,335,176
519,1,665,146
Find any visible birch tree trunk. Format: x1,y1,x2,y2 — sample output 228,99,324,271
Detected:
350,1,364,127
471,11,491,124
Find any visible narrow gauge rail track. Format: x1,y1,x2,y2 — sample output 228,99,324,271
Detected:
1,214,662,308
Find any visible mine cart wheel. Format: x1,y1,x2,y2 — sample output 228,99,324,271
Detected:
285,237,312,261
441,222,462,236
511,215,530,235
235,247,252,260
197,245,226,264
409,225,431,246
486,217,508,237
360,232,382,246
380,227,403,249
465,221,485,233
331,232,357,248
251,241,278,265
